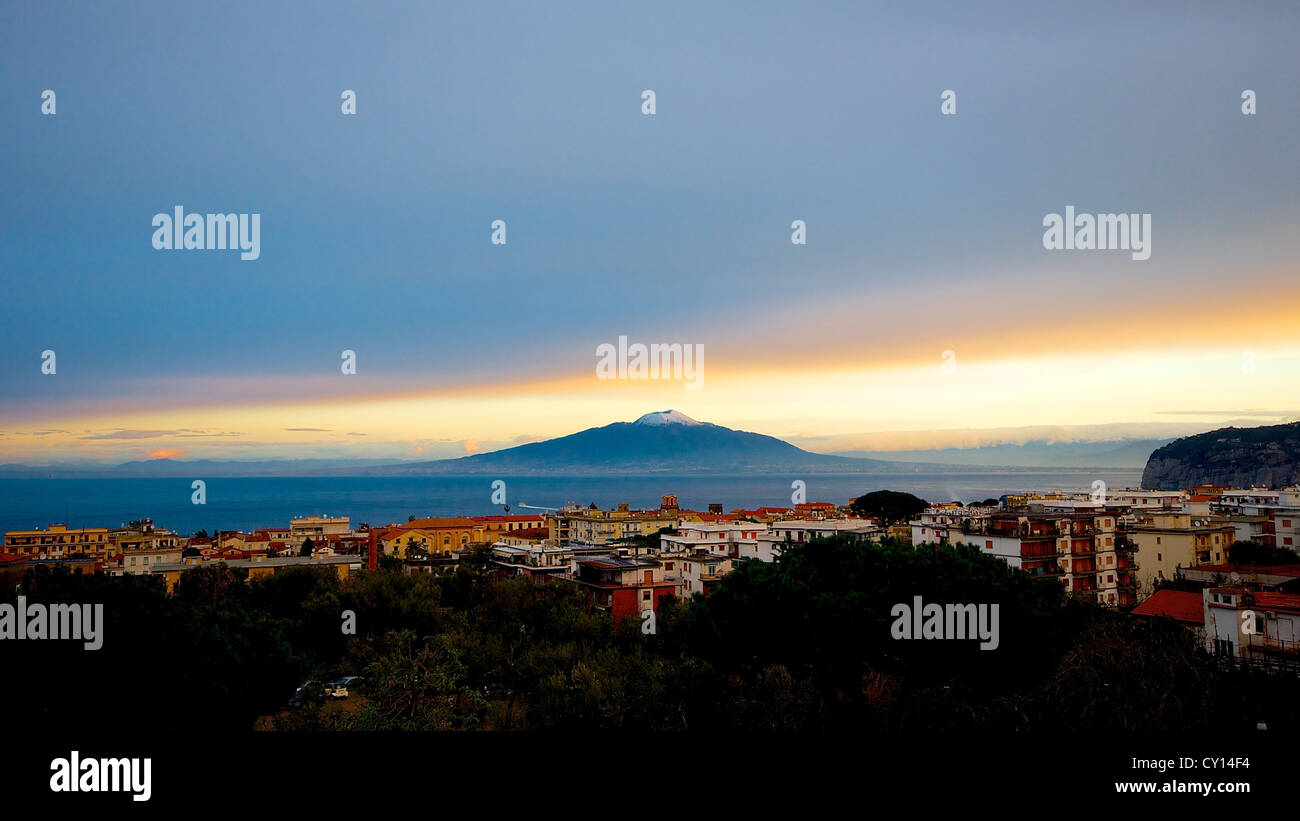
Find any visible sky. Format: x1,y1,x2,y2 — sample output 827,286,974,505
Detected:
1,0,1298,464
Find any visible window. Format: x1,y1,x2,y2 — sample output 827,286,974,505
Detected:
1157,553,1162,561
642,590,651,601
1107,574,1114,583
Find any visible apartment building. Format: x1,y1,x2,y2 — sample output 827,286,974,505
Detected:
746,518,884,562
666,553,733,598
549,503,679,546
1108,490,1187,510
106,519,184,575
1128,512,1237,594
2,524,112,560
917,509,1138,607
290,516,351,541
489,543,576,581
660,521,768,558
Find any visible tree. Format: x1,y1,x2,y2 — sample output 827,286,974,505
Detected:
300,537,315,557
405,536,428,560
1226,540,1296,566
850,490,929,525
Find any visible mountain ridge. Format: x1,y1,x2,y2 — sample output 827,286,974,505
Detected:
1141,422,1300,489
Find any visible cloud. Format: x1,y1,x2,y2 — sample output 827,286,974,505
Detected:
146,448,186,460
81,430,179,440
284,427,332,432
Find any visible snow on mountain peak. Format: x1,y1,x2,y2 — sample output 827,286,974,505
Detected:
633,410,702,426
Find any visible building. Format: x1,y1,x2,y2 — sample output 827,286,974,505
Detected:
290,516,351,541
564,555,680,624
378,517,481,557
918,508,1139,608
670,553,732,598
489,543,576,581
793,502,837,518
1128,511,1237,595
472,515,548,539
113,542,184,576
2,524,112,560
1131,587,1206,640
747,519,884,562
659,521,768,558
1202,586,1300,672
549,503,679,546
1178,562,1300,593
1108,490,1187,511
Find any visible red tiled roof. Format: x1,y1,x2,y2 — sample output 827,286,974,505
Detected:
1131,589,1203,624
392,517,478,530
1253,591,1300,614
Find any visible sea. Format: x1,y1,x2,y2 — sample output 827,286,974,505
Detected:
0,470,1144,537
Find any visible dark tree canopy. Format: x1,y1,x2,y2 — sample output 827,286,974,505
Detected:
850,489,930,525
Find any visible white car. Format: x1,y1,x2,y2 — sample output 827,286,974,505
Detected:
328,676,362,698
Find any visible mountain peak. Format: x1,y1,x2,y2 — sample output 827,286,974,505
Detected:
633,409,702,427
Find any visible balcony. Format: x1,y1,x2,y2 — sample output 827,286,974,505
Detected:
1245,635,1300,656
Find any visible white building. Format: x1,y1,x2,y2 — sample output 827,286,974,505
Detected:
746,519,883,563
1203,586,1300,662
660,521,767,558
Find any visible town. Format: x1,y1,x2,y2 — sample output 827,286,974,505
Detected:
5,483,1300,669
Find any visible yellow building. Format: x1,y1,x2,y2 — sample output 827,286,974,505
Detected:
549,504,679,545
3,523,111,559
1129,511,1238,597
472,514,547,539
380,517,483,557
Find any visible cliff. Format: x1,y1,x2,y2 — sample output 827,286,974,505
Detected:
1141,422,1300,490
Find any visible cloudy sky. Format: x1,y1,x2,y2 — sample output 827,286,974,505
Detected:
2,0,1298,464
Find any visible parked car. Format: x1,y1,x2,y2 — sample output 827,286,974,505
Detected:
288,680,326,708
328,676,363,698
